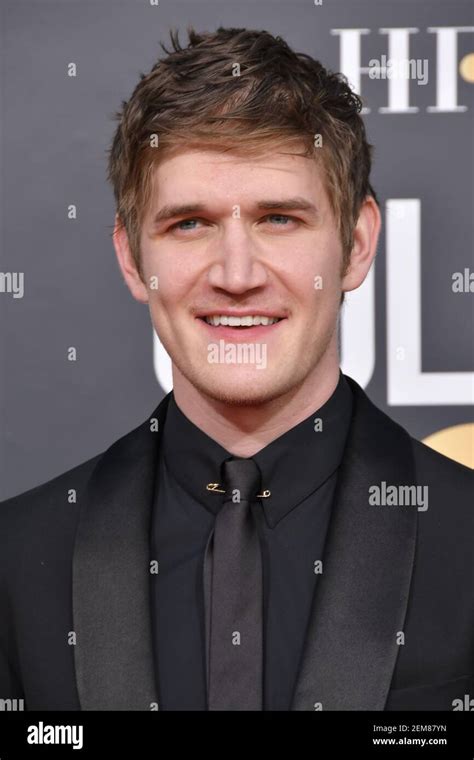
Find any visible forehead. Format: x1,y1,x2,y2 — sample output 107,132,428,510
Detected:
148,147,327,207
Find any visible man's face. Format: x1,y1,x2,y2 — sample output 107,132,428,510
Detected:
136,147,347,406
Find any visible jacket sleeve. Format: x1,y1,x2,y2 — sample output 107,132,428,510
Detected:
0,640,24,703
0,505,25,707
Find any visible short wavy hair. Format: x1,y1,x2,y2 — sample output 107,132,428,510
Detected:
107,26,378,275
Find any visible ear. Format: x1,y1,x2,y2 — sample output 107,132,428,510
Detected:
112,215,149,304
341,196,381,292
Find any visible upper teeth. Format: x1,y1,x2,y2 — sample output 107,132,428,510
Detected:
204,315,281,326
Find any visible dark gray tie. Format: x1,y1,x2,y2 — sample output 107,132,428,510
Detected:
203,457,263,710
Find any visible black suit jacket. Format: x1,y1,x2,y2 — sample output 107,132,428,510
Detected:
0,376,472,711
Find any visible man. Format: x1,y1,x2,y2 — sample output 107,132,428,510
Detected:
0,27,472,712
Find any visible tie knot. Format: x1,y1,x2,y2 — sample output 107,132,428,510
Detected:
221,457,261,502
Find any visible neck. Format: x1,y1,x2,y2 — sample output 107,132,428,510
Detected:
172,351,341,458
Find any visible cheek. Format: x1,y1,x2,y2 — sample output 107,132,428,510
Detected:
141,250,192,311
281,240,342,305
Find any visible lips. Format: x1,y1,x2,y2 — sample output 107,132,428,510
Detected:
195,310,286,318
203,315,282,328
196,314,287,340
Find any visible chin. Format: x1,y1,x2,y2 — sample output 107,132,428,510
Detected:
184,366,302,407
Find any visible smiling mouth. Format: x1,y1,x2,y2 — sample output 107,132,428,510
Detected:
198,315,285,329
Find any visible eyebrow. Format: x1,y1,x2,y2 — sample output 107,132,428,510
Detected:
151,197,318,226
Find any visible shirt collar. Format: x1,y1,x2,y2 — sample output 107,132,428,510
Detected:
161,370,353,528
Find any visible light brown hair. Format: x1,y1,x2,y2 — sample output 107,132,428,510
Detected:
107,26,378,276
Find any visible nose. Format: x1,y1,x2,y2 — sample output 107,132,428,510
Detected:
207,222,268,294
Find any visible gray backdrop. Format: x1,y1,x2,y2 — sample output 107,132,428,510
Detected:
1,0,473,500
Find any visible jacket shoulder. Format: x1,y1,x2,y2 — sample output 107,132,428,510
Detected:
410,437,473,530
411,436,473,485
346,375,473,515
0,394,168,526
0,453,103,526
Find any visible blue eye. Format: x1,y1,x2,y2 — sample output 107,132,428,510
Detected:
172,218,201,231
266,214,292,224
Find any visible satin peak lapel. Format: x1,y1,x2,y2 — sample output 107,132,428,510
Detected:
291,377,417,711
73,393,171,710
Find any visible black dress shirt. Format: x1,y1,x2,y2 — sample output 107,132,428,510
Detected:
150,370,353,710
